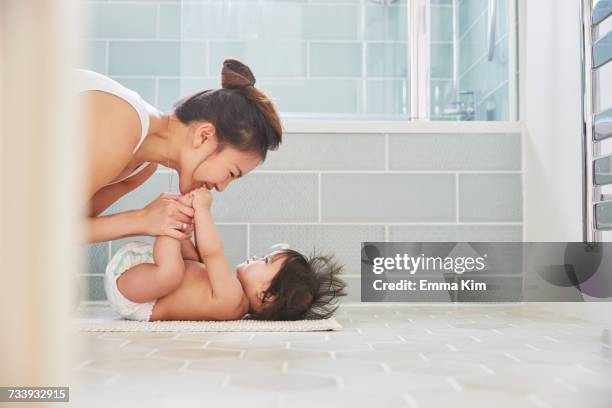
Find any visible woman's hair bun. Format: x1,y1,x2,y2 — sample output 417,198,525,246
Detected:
221,58,256,90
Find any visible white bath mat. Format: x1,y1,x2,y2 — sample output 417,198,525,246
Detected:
77,316,342,332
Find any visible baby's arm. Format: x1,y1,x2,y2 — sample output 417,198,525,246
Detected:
116,235,185,303
192,188,243,303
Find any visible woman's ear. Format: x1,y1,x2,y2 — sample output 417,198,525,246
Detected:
193,122,218,148
192,122,219,157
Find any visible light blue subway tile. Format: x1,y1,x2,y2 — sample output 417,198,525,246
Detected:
86,243,109,275
431,5,453,42
109,41,181,76
365,79,410,115
210,173,318,222
81,275,106,301
302,5,359,40
389,133,520,170
259,2,307,40
364,5,409,41
158,78,220,112
388,225,523,241
259,133,385,170
159,4,181,39
180,42,208,76
310,43,362,77
209,41,306,78
181,3,260,40
80,41,107,74
459,174,522,222
258,79,360,114
111,77,156,106
431,43,454,78
366,43,408,77
86,3,157,39
321,174,456,222
250,225,385,276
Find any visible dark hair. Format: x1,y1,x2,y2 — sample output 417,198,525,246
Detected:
250,249,347,321
172,58,282,161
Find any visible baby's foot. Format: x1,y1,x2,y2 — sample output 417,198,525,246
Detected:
178,192,194,207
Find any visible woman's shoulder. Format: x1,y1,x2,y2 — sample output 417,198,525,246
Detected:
81,91,143,196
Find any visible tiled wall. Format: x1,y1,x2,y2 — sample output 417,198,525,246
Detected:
82,0,413,115
83,132,523,302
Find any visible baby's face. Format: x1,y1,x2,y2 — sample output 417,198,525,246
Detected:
236,251,285,313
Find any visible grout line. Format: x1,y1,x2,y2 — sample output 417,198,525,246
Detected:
455,173,459,222
318,173,322,223
246,223,251,257
249,170,522,174
207,221,524,226
385,133,389,170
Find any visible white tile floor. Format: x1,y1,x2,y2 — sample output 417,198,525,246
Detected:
74,304,612,408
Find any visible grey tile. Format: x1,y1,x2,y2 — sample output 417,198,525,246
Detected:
107,171,179,214
80,40,107,74
81,275,106,301
109,41,181,76
310,42,362,77
459,174,522,222
388,225,523,242
86,3,157,39
216,225,248,269
249,224,385,275
321,174,456,222
258,133,385,171
86,242,109,275
210,173,318,222
389,133,521,170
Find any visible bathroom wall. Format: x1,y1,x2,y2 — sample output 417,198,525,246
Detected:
82,0,412,116
80,0,522,302
84,131,522,302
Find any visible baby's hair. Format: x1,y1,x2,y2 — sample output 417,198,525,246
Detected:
249,249,347,321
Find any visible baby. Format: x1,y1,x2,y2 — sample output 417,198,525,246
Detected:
104,187,346,321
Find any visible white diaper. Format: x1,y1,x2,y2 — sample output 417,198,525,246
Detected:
104,241,157,321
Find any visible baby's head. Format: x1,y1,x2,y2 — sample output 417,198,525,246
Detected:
236,249,346,320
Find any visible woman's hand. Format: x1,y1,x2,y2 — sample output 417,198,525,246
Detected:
138,193,195,240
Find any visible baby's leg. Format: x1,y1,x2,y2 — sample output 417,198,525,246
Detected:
116,236,185,303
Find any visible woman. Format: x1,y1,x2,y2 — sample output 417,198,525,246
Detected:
78,59,282,243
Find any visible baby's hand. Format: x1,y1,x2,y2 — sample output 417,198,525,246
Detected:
177,192,194,208
192,187,213,211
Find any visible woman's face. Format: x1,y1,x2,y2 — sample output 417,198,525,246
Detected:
178,122,262,194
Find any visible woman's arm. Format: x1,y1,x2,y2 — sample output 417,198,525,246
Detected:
87,163,158,217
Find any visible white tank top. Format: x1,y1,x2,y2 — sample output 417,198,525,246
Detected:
75,69,160,186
